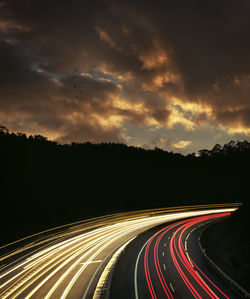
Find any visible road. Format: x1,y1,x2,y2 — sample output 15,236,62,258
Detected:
0,205,239,298
110,212,242,299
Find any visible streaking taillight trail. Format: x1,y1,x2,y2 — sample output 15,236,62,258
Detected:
143,212,231,299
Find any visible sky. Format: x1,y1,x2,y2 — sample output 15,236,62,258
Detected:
1,0,250,154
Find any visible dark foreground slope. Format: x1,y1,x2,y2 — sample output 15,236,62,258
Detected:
201,205,250,292
0,128,249,244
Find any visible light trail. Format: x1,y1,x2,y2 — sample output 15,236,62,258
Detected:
0,225,122,297
46,221,157,299
139,212,234,298
0,205,237,298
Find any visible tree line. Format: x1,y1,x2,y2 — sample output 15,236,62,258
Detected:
0,126,249,244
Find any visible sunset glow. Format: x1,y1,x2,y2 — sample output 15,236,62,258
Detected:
0,1,250,153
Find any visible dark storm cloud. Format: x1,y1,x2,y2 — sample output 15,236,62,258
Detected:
1,0,250,144
99,0,250,127
0,37,59,113
56,122,124,144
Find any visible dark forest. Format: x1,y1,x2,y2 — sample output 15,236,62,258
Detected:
0,125,249,244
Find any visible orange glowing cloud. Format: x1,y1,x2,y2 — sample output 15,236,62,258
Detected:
95,27,122,51
173,140,192,149
139,49,168,70
0,19,30,32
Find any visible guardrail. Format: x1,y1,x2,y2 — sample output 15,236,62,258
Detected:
199,222,250,298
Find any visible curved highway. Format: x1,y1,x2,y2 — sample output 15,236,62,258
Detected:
110,212,242,299
0,205,238,298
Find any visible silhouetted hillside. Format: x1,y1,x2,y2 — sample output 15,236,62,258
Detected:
0,126,249,244
202,205,250,291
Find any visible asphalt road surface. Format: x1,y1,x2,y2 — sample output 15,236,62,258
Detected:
0,205,239,298
110,212,242,299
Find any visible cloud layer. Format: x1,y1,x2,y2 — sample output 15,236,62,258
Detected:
1,0,250,152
